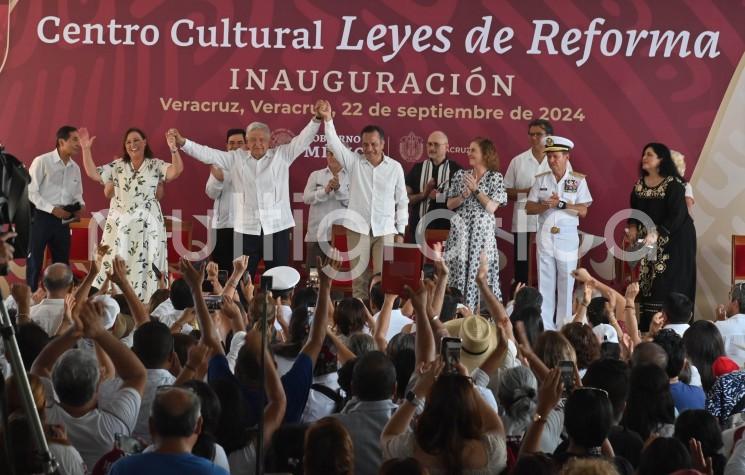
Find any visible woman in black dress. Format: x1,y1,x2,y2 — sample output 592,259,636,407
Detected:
626,142,696,330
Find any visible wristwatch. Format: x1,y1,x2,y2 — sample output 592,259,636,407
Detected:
557,200,567,210
532,412,548,423
472,189,481,197
405,390,424,409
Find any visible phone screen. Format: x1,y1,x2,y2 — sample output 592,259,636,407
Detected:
558,360,575,396
205,295,223,311
116,433,144,454
441,337,462,374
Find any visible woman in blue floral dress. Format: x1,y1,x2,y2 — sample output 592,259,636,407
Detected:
80,127,183,300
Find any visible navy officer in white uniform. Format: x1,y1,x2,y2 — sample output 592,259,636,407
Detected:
526,136,592,330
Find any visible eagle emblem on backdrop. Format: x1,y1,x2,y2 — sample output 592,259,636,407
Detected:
399,132,424,163
270,128,295,147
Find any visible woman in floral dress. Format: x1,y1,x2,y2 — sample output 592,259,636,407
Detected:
445,138,508,310
80,127,183,300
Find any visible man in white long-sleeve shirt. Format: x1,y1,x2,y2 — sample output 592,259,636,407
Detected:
205,128,244,272
27,126,86,290
168,103,323,279
318,101,409,300
303,150,349,270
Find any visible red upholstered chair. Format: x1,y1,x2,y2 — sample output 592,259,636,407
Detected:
733,235,745,284
331,224,353,294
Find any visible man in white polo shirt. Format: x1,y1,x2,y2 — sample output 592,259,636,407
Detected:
526,136,592,330
318,101,408,300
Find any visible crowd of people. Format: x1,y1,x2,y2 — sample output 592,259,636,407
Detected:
0,98,739,475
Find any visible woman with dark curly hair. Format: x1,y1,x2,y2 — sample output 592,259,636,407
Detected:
626,142,696,331
381,361,506,474
561,323,600,375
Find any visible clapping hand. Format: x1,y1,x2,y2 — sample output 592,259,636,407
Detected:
542,192,560,208
78,300,107,339
464,173,479,193
107,256,129,288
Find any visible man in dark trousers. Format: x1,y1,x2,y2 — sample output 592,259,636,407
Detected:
27,126,85,290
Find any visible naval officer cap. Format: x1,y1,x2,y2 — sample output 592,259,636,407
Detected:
543,135,574,153
262,266,301,291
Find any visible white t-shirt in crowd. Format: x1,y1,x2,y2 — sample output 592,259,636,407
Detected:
42,377,141,470
302,371,340,423
100,369,176,444
30,298,66,336
50,441,87,475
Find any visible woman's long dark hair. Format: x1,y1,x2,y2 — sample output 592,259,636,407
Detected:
273,307,311,359
683,320,726,392
415,374,483,475
121,127,155,162
639,142,682,179
622,363,675,440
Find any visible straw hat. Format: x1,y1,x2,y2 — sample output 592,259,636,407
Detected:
442,315,499,372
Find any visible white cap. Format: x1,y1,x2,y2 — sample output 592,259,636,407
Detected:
262,266,301,291
543,135,574,152
592,323,619,344
92,295,121,331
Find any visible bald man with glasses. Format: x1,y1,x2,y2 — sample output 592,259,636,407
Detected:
405,131,462,241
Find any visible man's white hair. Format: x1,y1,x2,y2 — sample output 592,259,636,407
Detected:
245,122,271,137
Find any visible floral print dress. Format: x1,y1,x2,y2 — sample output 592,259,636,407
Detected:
445,169,508,310
95,158,170,301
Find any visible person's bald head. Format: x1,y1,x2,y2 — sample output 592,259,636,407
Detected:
150,386,202,440
42,263,73,295
426,131,449,162
630,342,668,370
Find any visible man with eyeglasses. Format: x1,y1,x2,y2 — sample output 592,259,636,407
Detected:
405,130,462,241
714,282,745,366
504,120,571,286
205,128,245,272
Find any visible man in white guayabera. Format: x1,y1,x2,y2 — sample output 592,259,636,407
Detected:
167,101,325,280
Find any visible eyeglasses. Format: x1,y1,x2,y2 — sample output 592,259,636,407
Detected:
427,142,446,147
528,132,546,137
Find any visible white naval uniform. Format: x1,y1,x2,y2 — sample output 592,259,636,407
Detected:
527,169,592,330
